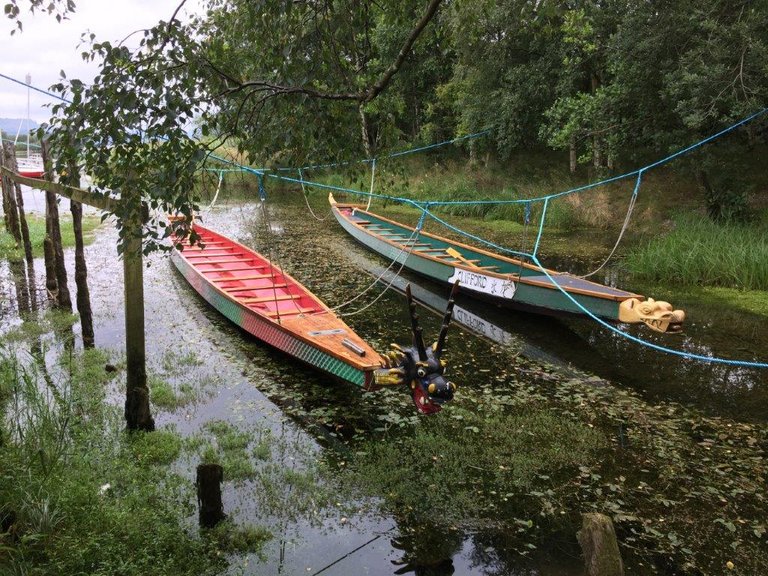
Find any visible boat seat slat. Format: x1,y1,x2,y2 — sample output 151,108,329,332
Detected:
241,294,302,304
264,307,317,317
211,273,274,282
200,265,269,273
183,251,238,258
188,257,256,265
224,283,289,293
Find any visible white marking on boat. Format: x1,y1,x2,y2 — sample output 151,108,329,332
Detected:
448,268,516,299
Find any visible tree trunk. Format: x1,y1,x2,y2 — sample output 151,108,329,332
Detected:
1,143,22,244
41,142,72,311
590,72,603,169
593,136,603,169
196,464,226,528
43,236,58,300
64,160,95,348
123,190,154,432
9,260,31,316
577,513,624,576
358,104,376,158
569,135,578,173
70,198,95,348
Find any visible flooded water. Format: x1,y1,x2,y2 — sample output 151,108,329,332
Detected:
1,188,767,575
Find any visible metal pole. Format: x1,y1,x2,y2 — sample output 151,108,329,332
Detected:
25,73,31,159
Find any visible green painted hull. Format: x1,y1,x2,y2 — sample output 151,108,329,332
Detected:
331,203,643,322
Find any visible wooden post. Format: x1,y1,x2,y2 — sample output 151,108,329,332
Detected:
1,144,33,263
65,159,95,348
40,142,72,310
123,189,154,432
196,463,225,528
1,143,22,244
577,513,624,576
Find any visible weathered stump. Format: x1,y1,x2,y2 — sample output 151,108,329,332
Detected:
196,463,225,528
577,512,624,576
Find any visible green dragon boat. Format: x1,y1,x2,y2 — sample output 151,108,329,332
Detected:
329,194,685,333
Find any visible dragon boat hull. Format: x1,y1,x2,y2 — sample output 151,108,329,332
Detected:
170,224,384,388
330,195,684,333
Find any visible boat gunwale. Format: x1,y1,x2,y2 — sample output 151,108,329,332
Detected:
332,202,643,303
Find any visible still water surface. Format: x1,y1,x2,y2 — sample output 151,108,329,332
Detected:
1,189,766,575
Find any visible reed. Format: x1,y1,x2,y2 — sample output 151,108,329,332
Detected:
624,216,768,290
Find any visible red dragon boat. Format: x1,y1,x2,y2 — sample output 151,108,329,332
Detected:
170,223,458,413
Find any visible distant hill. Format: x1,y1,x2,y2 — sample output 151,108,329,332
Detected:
0,118,39,139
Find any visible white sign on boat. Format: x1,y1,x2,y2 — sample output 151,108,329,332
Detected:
448,268,516,300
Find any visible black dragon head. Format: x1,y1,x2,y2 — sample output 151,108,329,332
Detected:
375,281,459,414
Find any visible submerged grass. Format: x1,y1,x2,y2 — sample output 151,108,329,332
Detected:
349,406,608,527
625,215,768,290
0,344,268,575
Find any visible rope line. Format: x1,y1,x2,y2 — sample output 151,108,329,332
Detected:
275,130,490,172
528,253,768,369
579,170,642,278
422,210,767,369
326,209,426,316
298,168,331,221
4,70,765,368
201,170,224,213
365,158,376,211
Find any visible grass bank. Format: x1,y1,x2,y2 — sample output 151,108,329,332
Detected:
625,216,768,291
0,212,102,260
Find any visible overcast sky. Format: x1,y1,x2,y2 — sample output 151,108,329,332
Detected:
1,0,203,125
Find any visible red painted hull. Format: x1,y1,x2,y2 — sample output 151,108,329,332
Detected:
17,168,45,178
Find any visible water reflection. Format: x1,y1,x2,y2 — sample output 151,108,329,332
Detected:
3,192,765,575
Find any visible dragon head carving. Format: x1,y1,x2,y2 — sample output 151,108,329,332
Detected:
374,282,459,414
618,297,685,333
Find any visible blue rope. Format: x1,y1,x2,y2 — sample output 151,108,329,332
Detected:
420,108,768,208
2,138,42,149
5,70,765,368
421,208,767,369
0,72,69,103
274,130,491,172
528,253,768,369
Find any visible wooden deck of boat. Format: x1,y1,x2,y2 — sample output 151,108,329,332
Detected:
347,212,503,270
522,273,636,298
177,228,324,318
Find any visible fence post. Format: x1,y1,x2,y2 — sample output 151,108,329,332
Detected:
123,188,154,431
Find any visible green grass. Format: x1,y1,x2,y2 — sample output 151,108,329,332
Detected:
0,346,268,575
625,215,768,290
0,213,102,260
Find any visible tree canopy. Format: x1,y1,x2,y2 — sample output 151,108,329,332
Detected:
20,0,768,250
